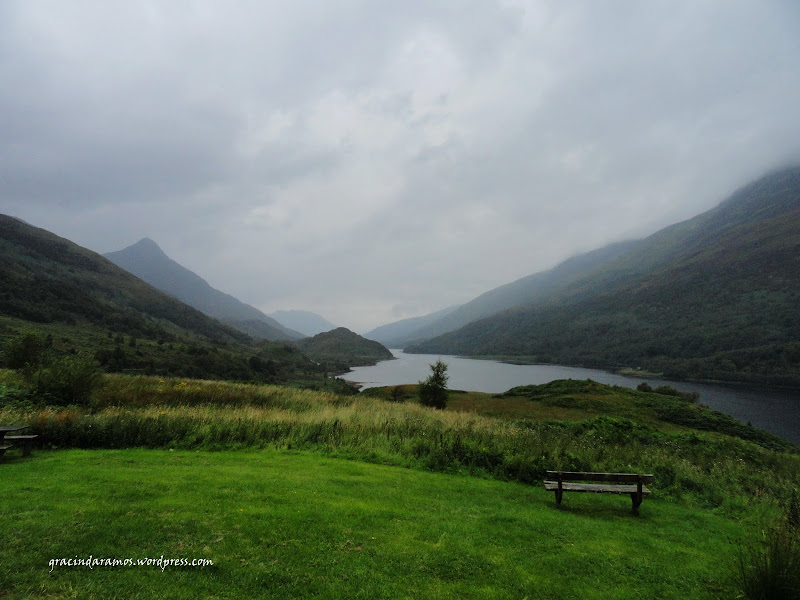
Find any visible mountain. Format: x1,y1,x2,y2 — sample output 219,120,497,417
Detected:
269,310,337,337
363,305,461,348
295,327,394,372
377,241,640,347
104,239,303,341
409,166,800,387
0,214,323,381
0,218,246,344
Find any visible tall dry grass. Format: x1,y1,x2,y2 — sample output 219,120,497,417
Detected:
2,373,798,511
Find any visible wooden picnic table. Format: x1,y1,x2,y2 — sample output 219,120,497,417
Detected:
0,425,28,444
0,425,29,442
1,425,32,460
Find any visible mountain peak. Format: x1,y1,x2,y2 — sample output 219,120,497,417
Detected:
104,238,303,341
126,237,167,256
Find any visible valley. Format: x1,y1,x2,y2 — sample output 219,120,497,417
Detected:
401,167,800,389
3,5,799,597
2,167,799,599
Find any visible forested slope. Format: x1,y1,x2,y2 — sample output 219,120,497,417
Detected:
409,167,800,387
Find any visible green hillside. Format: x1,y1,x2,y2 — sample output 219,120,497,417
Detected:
367,242,637,348
296,327,394,372
409,167,800,387
0,215,322,383
0,217,246,343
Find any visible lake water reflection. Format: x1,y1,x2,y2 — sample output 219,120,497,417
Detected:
342,350,800,446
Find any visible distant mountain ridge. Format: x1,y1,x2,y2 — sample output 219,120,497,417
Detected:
269,310,338,337
0,214,326,382
363,305,460,347
105,239,303,341
366,240,640,347
409,166,800,387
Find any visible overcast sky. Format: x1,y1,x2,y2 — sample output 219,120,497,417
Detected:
2,1,800,333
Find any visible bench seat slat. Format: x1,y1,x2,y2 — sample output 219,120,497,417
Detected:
2,434,38,458
545,481,651,495
545,471,653,483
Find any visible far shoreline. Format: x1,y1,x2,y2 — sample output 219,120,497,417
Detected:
387,349,800,393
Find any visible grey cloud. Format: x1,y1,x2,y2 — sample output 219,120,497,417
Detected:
1,1,799,331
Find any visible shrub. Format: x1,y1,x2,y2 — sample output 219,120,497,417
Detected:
655,385,681,396
2,333,48,370
27,355,105,406
389,386,405,403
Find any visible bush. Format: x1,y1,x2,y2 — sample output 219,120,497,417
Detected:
27,355,105,406
655,385,681,396
653,385,700,403
389,386,405,403
2,333,48,370
3,334,103,405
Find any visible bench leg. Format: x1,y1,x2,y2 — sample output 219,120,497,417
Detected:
555,489,563,506
630,492,642,516
22,443,31,458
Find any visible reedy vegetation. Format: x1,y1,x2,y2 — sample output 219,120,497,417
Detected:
2,371,798,515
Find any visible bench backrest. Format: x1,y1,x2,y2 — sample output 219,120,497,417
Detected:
546,471,654,484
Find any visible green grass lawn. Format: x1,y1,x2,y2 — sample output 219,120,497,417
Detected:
3,449,745,599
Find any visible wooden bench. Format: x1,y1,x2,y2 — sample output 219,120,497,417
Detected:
545,471,654,515
0,445,12,460
4,435,39,458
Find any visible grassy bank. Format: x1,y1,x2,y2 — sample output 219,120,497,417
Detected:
3,373,800,597
2,373,798,513
3,449,752,599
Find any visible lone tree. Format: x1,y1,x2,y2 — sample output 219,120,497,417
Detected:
418,359,449,409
